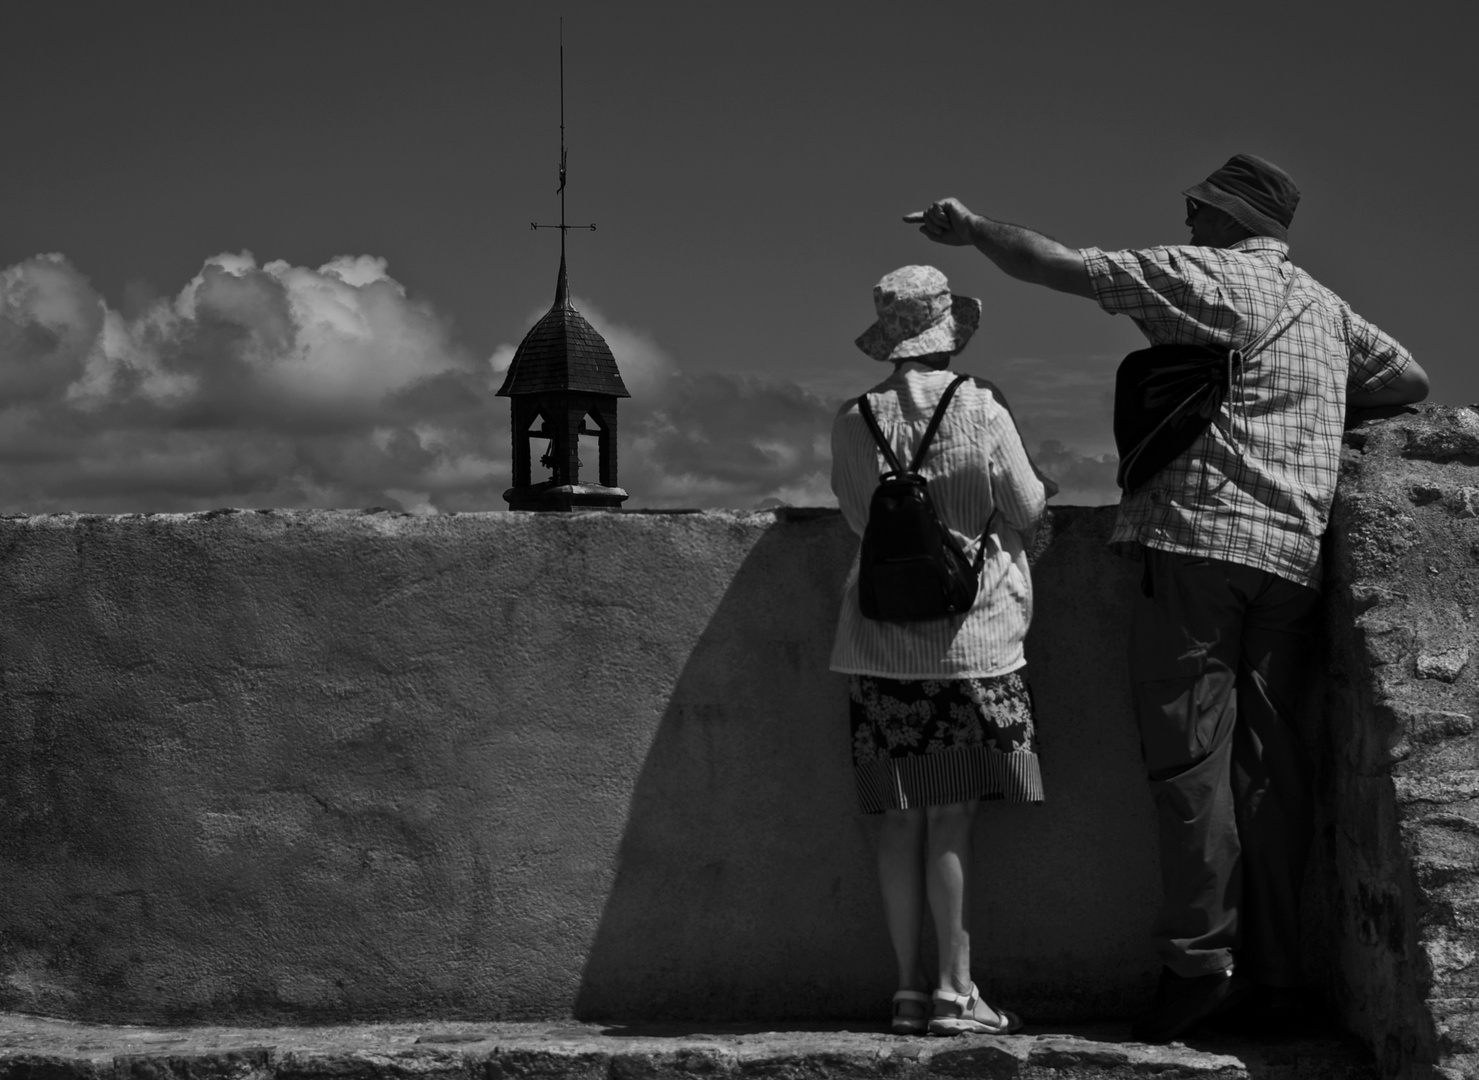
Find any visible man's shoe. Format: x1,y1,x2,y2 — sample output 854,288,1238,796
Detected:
1131,966,1251,1043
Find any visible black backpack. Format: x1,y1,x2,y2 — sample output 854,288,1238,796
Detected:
1113,265,1299,492
855,375,991,622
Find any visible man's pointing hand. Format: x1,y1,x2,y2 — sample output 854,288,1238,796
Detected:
903,198,976,246
904,199,1094,297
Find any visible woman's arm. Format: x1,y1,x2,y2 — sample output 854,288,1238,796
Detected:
987,407,1048,536
975,379,1060,500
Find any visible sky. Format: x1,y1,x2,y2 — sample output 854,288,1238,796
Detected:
0,1,1473,514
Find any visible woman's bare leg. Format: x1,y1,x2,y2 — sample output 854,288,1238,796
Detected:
925,800,979,995
878,807,929,1014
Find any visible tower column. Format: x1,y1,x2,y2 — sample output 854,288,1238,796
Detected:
512,400,534,489
593,404,618,488
560,406,582,487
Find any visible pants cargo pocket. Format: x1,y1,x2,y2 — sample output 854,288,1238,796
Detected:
1134,670,1237,781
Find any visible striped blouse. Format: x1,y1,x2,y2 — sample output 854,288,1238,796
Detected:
829,363,1047,679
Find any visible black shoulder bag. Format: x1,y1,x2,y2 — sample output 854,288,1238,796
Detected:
855,375,992,622
1113,266,1297,493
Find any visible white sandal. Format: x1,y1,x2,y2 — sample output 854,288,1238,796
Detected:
929,983,1023,1036
891,989,930,1034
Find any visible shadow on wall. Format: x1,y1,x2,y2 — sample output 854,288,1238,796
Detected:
572,514,881,1021
574,507,1164,1023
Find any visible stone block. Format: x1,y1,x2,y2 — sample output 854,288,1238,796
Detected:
485,1052,610,1080
609,1050,736,1080
921,1037,1030,1078
0,1058,108,1080
115,1052,275,1080
1406,813,1479,876
1404,711,1476,745
277,1051,474,1080
733,1048,880,1080
1401,408,1479,462
1393,769,1479,806
1433,997,1479,1055
1410,854,1479,896
1396,740,1479,791
1445,488,1479,518
1424,927,1479,995
1416,646,1470,683
1404,484,1479,519
1357,619,1414,666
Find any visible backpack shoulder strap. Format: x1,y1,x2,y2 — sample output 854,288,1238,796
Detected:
856,394,905,475
1238,259,1299,358
975,510,996,571
909,375,970,473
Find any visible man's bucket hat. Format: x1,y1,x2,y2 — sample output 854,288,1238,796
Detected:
856,265,982,363
1183,153,1301,243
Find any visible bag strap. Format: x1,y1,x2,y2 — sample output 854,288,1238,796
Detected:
856,394,904,475
1237,260,1299,359
1217,261,1303,455
968,510,994,572
857,374,970,476
857,375,990,571
909,374,970,473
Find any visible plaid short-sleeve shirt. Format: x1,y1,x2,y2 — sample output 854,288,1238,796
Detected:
1081,237,1413,590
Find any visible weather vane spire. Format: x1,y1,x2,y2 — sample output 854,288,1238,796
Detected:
531,18,595,268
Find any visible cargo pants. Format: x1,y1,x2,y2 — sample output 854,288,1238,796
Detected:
1129,546,1320,987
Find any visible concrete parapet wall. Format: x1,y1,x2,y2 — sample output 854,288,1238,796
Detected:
2,406,1476,1080
0,505,1158,1024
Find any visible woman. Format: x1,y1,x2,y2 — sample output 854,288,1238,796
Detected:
830,265,1049,1036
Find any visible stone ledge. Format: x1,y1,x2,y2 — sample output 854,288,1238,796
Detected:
0,1015,1377,1080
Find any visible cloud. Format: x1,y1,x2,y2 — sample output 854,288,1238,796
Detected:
0,252,506,513
1,255,105,403
0,254,1121,512
1030,439,1121,506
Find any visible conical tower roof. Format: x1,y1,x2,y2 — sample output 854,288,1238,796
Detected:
495,256,630,398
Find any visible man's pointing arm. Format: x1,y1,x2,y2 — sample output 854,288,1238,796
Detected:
904,197,1094,298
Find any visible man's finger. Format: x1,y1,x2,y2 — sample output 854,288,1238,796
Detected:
902,211,926,224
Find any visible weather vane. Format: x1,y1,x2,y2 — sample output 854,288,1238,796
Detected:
530,18,595,257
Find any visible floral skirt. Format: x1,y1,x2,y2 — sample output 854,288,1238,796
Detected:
849,671,1044,814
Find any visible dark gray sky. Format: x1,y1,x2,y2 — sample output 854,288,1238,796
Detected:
1,1,1472,512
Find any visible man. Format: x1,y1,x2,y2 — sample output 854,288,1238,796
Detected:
907,154,1428,1042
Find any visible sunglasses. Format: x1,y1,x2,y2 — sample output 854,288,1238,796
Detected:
1185,197,1204,218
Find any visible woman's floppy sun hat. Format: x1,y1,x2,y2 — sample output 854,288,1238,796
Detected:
856,265,982,363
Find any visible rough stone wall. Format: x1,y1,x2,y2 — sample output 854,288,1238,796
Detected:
0,506,1160,1026
1325,404,1479,1080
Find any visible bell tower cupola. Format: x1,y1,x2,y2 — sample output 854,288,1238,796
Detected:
496,254,629,510
497,20,630,512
